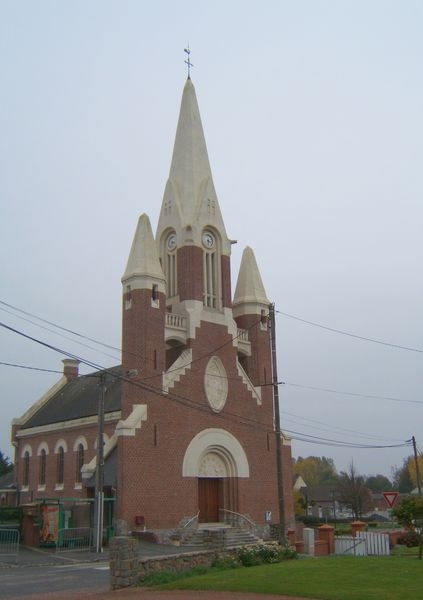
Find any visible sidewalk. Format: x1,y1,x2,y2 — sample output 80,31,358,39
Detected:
0,544,109,568
0,539,199,569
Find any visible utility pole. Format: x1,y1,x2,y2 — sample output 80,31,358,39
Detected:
94,373,105,553
269,303,286,545
92,369,137,552
412,435,422,496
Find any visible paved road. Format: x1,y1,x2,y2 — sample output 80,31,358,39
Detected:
0,541,199,599
0,561,110,599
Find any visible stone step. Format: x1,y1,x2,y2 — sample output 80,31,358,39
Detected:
181,526,261,549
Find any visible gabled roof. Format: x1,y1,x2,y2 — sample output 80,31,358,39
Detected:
20,366,122,430
298,484,340,503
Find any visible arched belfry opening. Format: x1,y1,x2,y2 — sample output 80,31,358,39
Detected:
183,429,249,523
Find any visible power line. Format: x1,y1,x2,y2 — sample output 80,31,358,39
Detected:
1,321,413,453
1,307,419,438
0,362,62,374
282,409,405,444
0,299,122,355
0,298,263,383
283,381,423,405
2,357,416,445
284,428,412,450
277,310,423,353
0,320,273,435
0,305,120,362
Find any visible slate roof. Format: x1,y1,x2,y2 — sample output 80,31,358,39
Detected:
85,447,117,488
21,366,122,429
298,484,340,503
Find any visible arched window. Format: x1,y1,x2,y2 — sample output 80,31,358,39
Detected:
23,451,30,487
75,443,84,483
39,449,46,486
56,447,64,485
202,230,219,308
164,231,177,297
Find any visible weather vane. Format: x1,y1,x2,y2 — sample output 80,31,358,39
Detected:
184,45,194,78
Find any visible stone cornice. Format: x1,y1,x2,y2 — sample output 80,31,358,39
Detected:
15,411,121,439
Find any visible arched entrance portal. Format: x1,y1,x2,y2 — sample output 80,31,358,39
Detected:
183,429,249,524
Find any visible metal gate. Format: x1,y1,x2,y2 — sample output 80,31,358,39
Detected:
0,528,20,561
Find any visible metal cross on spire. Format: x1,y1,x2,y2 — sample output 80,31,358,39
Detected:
184,45,194,79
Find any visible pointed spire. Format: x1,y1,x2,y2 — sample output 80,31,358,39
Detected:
233,246,269,309
156,79,230,254
122,214,165,283
168,78,214,225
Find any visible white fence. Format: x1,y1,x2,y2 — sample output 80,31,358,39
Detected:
335,531,390,556
358,531,390,556
0,528,20,561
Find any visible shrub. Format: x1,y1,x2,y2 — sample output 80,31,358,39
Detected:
397,531,421,548
237,543,297,567
212,556,239,570
299,516,322,526
335,525,352,536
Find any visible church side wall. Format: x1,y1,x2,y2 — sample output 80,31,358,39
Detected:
14,419,118,504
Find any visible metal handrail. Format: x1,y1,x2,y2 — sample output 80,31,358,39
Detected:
220,508,255,530
183,510,200,528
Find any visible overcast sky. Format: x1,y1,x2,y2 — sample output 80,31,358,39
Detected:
1,1,422,480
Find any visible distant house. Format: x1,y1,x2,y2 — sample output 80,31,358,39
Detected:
0,470,16,507
293,475,307,491
298,484,340,519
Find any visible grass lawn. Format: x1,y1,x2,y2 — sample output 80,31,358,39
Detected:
153,555,423,600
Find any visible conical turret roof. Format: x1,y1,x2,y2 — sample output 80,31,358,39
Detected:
233,246,269,307
122,213,165,283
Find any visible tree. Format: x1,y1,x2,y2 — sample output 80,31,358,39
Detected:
393,496,423,559
365,474,393,493
337,462,373,519
392,456,423,493
293,456,338,487
0,450,13,475
293,488,307,518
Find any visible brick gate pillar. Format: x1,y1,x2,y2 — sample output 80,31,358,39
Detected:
318,524,335,554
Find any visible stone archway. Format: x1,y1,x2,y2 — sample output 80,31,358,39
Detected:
183,429,249,523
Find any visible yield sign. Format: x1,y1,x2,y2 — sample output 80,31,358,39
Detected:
383,492,399,508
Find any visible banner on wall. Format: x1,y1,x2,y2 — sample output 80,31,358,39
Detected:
39,504,60,545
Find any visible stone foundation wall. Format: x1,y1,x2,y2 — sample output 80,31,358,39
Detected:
137,549,221,581
110,536,235,590
110,536,139,589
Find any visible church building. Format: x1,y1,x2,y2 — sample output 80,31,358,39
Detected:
12,76,294,542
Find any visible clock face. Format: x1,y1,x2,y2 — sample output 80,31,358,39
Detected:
202,231,215,249
167,234,177,251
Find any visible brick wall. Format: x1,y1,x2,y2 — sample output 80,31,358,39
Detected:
15,418,117,503
117,315,294,530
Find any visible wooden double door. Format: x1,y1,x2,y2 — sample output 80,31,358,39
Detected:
198,478,221,523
